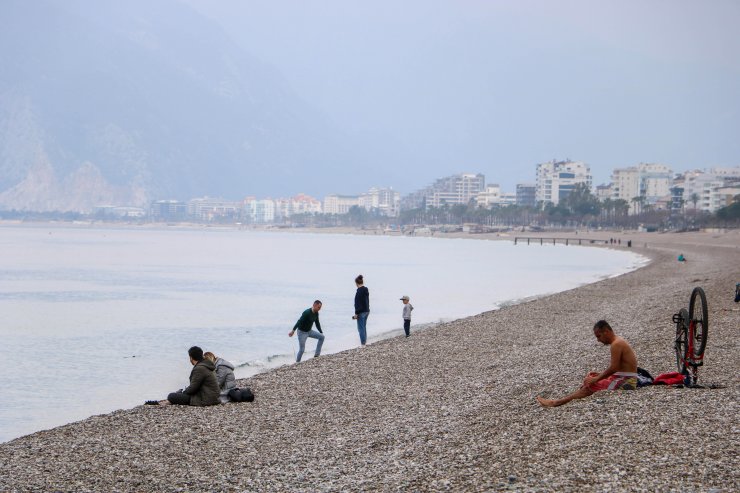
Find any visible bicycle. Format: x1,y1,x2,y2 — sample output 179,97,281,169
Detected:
672,287,709,387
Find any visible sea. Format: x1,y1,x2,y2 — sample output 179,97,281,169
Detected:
0,225,646,443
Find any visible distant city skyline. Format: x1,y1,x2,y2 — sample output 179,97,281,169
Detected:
2,1,738,213
188,0,740,190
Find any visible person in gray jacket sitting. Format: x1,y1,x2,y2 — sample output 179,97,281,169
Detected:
204,352,254,403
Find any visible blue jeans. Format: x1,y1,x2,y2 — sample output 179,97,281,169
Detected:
356,312,369,345
296,329,324,362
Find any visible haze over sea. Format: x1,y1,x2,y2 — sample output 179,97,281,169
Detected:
0,225,645,442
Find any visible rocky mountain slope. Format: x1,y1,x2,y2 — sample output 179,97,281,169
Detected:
0,0,373,211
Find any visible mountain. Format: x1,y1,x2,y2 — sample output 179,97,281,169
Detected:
0,0,378,211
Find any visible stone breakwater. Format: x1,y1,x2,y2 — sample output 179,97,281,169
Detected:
1,232,738,492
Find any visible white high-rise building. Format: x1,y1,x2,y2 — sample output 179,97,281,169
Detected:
611,163,673,214
403,173,485,209
683,170,730,213
359,187,401,217
535,160,592,205
244,198,276,223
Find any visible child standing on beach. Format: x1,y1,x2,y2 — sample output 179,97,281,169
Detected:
400,295,413,337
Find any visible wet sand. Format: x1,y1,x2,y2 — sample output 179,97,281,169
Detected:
1,230,738,492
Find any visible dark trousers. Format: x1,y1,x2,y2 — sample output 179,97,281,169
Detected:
403,319,411,337
167,392,191,405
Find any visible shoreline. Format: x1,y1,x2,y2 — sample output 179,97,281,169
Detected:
1,230,738,491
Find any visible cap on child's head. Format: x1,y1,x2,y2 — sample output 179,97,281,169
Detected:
400,295,410,301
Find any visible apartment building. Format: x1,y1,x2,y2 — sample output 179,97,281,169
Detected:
611,163,673,214
594,184,613,202
150,200,188,221
359,187,400,217
275,194,322,218
535,160,591,205
323,194,361,215
403,173,485,209
476,184,501,207
188,197,241,221
244,198,276,223
682,171,728,213
515,183,536,207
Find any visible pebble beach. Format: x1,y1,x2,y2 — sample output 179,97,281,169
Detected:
1,230,738,492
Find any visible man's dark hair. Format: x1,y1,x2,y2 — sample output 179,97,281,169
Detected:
313,300,322,306
593,320,612,331
188,346,204,361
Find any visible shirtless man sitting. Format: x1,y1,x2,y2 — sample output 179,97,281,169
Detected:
537,320,638,407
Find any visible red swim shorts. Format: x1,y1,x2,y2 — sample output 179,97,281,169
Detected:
588,373,638,392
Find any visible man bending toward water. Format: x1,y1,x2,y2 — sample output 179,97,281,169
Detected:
537,320,637,407
289,300,324,362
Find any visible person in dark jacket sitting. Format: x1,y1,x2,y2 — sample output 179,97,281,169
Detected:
147,346,220,406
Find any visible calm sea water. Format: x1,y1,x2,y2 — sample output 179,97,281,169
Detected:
0,225,645,442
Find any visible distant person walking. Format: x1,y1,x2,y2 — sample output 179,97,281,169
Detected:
289,300,324,362
353,274,370,346
400,295,414,337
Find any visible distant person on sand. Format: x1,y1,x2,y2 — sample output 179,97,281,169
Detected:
400,295,414,337
146,346,220,406
353,274,370,345
677,253,686,262
537,320,638,407
289,300,324,362
203,352,254,403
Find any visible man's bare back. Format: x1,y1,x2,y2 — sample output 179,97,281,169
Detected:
609,335,637,374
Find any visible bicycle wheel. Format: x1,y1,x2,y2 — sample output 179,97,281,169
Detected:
674,308,689,374
689,287,709,359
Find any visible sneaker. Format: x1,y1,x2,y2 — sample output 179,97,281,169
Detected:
144,400,160,405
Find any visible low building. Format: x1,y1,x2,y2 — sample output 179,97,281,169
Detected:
150,200,188,221
188,197,241,221
515,183,536,207
594,184,613,202
476,185,501,207
275,194,322,219
323,194,360,215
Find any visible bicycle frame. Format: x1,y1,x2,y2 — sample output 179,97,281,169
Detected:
673,312,700,386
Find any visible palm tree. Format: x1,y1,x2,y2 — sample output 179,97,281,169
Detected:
690,193,700,212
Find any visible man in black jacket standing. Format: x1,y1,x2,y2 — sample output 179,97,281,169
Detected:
289,300,324,362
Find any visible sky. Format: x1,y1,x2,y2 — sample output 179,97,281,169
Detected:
186,0,740,192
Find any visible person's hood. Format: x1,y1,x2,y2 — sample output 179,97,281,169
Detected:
197,359,216,371
215,358,234,371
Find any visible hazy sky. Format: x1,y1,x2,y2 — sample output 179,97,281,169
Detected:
186,0,740,190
